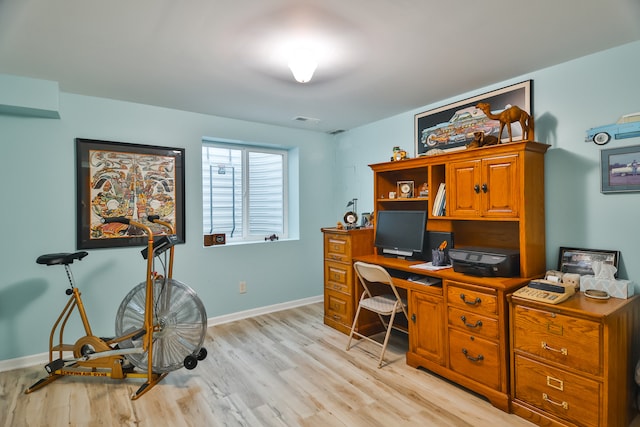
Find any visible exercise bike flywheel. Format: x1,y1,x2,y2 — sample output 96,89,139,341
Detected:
115,278,207,373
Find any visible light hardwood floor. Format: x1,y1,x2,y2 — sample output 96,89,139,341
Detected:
0,302,627,427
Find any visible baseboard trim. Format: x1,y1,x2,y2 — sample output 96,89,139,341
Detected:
0,295,323,373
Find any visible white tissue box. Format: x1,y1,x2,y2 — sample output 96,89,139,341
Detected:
580,276,635,299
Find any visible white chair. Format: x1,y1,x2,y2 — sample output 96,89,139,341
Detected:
346,261,408,368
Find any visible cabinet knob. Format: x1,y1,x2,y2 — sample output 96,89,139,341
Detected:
481,183,488,193
474,184,480,193
461,348,484,362
411,313,416,323
542,393,569,410
460,294,482,306
460,315,482,329
541,341,568,356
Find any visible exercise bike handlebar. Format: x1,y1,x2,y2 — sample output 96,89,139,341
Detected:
101,215,175,235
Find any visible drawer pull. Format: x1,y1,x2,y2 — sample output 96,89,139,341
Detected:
461,348,484,362
460,315,483,329
460,294,482,306
541,341,568,356
542,393,568,410
546,375,564,391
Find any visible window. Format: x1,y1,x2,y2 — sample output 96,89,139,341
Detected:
202,140,288,243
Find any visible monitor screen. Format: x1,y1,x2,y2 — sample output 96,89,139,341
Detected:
375,210,427,259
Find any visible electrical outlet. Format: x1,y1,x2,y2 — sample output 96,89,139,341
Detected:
239,281,247,294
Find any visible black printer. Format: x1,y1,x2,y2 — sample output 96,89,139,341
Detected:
448,247,520,277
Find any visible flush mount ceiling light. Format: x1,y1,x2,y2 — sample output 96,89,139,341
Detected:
288,49,318,83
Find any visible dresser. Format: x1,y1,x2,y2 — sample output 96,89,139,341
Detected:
509,293,640,427
321,227,374,335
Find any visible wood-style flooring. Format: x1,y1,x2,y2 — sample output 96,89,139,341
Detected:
0,302,630,426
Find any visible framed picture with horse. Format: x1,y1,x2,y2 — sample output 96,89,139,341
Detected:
414,80,532,156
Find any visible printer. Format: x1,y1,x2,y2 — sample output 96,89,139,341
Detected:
448,247,520,277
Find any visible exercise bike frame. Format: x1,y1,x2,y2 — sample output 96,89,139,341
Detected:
26,215,178,400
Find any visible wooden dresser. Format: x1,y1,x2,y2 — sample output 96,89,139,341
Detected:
321,227,374,335
509,293,640,427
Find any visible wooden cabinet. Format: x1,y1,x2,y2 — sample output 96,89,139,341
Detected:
447,154,519,218
365,141,548,412
370,141,548,279
409,287,445,366
509,293,640,427
321,227,374,335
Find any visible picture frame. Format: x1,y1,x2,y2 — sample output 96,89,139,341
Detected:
557,247,620,277
76,138,185,249
600,144,640,193
397,180,414,198
414,80,532,156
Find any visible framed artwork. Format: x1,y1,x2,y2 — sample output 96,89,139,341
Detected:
557,247,619,277
76,138,185,249
600,144,640,193
414,80,532,156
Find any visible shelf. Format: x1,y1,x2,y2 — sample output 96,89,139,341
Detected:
377,197,428,202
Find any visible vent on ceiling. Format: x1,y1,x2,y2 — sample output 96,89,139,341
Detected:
292,116,321,125
328,129,345,135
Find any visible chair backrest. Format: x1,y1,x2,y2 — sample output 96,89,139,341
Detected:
353,262,406,313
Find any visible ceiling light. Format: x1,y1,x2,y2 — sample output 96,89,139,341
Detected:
288,49,318,83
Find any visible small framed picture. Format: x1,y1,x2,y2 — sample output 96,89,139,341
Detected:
600,144,640,193
397,180,414,198
557,247,620,277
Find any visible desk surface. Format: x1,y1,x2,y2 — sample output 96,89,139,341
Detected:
354,254,530,293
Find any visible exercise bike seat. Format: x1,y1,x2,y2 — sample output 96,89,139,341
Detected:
36,251,89,266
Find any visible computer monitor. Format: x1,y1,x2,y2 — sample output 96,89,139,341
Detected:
374,210,428,260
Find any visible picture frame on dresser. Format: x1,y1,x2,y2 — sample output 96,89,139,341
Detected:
414,80,532,156
600,144,640,193
557,246,619,277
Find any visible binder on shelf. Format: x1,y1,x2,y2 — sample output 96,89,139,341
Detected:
432,183,446,216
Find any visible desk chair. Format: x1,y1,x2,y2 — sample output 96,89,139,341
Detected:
346,261,408,368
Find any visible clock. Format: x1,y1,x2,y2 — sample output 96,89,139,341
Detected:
397,180,414,198
343,211,358,226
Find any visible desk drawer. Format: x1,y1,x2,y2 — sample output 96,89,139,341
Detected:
447,283,497,316
448,306,499,339
514,355,600,427
324,261,352,295
324,234,351,262
513,304,601,375
324,289,352,326
449,328,500,390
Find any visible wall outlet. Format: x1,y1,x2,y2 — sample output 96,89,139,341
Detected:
239,281,247,294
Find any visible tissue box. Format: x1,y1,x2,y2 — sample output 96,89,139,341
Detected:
580,275,635,299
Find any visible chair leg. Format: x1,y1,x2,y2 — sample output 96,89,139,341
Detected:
346,302,363,351
377,310,397,368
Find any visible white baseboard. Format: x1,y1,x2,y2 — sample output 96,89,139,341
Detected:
0,295,323,373
207,295,323,327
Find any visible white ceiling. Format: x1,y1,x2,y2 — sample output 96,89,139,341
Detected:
1,0,640,134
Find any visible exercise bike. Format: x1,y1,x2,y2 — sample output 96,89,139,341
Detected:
26,215,208,400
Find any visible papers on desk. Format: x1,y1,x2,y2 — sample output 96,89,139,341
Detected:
410,262,452,271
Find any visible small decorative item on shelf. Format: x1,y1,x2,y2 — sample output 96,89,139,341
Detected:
391,146,408,161
397,180,414,198
343,198,359,229
419,182,429,197
475,102,535,143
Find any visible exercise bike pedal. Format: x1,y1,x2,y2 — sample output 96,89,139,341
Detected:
45,358,65,374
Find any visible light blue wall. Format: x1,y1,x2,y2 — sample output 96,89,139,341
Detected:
0,91,336,361
335,40,640,282
3,40,640,363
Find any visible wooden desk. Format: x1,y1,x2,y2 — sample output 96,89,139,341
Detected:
354,253,530,412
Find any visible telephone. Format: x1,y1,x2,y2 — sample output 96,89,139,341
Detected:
513,270,578,304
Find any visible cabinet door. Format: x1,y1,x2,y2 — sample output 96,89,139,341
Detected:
481,154,519,217
409,290,445,365
447,159,481,217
